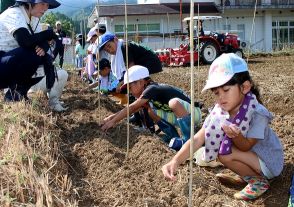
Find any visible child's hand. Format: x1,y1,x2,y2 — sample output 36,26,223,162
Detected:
222,124,241,139
101,120,115,131
162,160,179,181
99,114,116,129
79,88,86,93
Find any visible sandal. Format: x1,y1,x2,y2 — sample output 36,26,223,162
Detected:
216,173,247,186
234,176,270,200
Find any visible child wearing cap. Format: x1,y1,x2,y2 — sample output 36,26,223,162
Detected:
101,65,202,151
80,58,127,104
99,33,163,132
85,30,98,83
98,33,162,88
93,24,109,61
162,53,284,201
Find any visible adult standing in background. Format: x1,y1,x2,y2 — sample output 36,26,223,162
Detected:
85,29,98,83
0,0,60,101
53,20,66,68
75,34,86,71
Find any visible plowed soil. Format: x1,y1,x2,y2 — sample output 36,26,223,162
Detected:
58,54,294,207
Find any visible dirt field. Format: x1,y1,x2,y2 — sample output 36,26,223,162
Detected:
57,54,293,207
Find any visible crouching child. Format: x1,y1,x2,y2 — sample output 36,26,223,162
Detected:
101,65,202,151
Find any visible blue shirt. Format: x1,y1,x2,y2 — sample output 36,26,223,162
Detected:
247,104,284,177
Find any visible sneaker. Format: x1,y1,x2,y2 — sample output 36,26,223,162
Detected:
169,138,184,151
216,173,246,186
234,176,270,200
133,126,148,132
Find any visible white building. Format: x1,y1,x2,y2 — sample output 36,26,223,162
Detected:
89,0,294,52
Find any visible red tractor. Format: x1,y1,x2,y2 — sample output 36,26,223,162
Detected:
156,16,245,66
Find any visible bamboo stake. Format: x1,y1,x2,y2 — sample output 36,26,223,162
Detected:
95,0,101,124
124,0,130,158
188,1,195,207
247,0,258,63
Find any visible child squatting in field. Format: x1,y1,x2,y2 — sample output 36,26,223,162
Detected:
100,65,202,151
162,53,284,200
80,58,127,104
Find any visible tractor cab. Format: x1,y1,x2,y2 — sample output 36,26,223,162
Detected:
182,16,244,64
183,16,222,38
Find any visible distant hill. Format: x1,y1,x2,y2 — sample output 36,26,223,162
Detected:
56,0,137,18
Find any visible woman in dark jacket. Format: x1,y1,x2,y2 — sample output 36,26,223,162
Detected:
0,0,60,101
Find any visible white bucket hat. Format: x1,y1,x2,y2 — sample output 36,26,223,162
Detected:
202,53,248,92
121,65,150,90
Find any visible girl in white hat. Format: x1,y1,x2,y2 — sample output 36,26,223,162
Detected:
162,53,284,200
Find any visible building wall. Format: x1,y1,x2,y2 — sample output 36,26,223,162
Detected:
137,0,220,5
95,7,294,52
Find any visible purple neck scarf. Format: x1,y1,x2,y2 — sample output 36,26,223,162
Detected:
203,92,258,162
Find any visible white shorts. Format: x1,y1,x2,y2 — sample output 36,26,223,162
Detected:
259,158,274,179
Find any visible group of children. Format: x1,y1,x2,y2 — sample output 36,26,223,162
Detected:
74,24,107,84
0,0,285,198
69,21,285,201
99,52,284,201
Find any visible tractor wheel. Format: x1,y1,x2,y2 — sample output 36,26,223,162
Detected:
200,42,220,64
233,48,244,58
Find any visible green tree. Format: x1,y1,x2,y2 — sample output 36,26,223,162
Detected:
42,12,74,37
1,0,15,13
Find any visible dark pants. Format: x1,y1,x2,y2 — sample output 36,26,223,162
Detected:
53,42,64,68
0,47,43,90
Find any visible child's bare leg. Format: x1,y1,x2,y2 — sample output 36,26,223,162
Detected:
147,107,161,123
218,146,261,176
147,106,179,143
168,98,189,118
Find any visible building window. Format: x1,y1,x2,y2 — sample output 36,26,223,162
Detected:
114,25,124,33
138,23,160,33
223,24,231,32
115,23,160,34
272,20,294,50
237,24,245,41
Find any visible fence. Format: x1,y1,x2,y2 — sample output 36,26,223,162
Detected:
63,45,76,66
